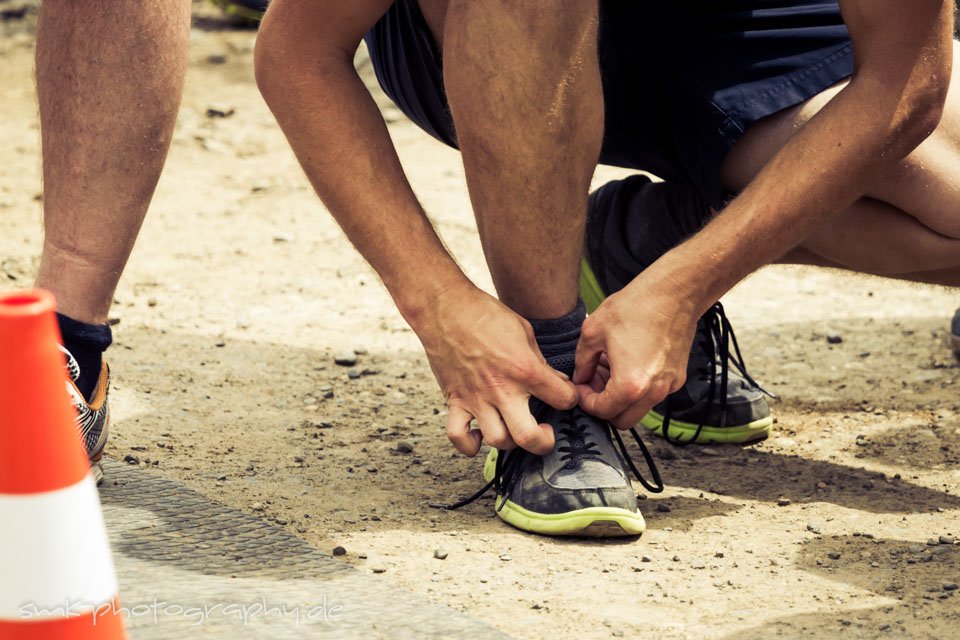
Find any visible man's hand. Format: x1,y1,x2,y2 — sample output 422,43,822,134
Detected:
573,270,697,429
415,284,578,456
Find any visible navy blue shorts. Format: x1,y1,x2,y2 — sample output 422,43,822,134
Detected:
365,1,853,207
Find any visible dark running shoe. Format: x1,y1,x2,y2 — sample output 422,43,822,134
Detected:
580,175,773,445
61,347,111,484
443,404,663,537
209,0,269,21
952,308,960,356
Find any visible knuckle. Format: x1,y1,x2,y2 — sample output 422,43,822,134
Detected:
580,317,600,342
620,376,651,401
512,360,539,384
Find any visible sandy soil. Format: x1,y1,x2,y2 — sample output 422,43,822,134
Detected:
2,4,960,638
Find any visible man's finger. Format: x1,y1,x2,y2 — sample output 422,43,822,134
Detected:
499,396,555,455
572,337,602,385
577,377,634,420
446,404,482,455
475,403,516,450
611,399,657,431
528,362,578,410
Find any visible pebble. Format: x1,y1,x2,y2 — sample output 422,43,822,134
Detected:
123,454,140,465
641,555,652,563
252,502,265,512
715,550,725,559
372,566,387,574
777,498,791,507
499,554,512,562
700,447,721,457
348,369,362,380
656,504,672,513
334,353,358,367
807,521,822,535
939,535,955,545
396,441,415,453
434,548,449,560
828,552,841,560
944,583,959,592
206,103,235,118
826,332,843,344
331,545,347,556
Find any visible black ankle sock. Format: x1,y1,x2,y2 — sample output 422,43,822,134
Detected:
527,300,586,377
57,313,112,402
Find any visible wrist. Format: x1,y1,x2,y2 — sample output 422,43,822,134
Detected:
393,267,475,331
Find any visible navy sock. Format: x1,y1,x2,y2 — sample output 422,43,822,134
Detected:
527,300,586,377
57,313,112,402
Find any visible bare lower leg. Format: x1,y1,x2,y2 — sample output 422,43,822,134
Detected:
441,1,602,319
34,0,191,323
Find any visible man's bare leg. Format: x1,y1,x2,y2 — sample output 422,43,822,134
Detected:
34,0,191,324
722,41,960,283
441,1,603,320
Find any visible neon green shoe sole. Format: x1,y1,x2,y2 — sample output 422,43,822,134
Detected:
640,410,773,444
482,450,646,537
209,0,265,21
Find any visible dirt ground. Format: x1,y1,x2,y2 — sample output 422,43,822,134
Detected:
3,4,960,639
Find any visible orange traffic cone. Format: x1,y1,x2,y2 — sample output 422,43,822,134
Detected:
0,290,126,639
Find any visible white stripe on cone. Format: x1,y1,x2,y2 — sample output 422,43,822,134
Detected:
0,474,119,620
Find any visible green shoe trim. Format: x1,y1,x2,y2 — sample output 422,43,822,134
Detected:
640,410,773,445
482,449,645,537
209,0,265,21
579,258,606,314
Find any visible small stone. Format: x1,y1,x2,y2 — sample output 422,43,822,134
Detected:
332,546,347,556
396,441,415,454
944,583,959,592
499,554,512,562
807,521,822,535
371,566,387,574
939,535,955,545
358,553,368,559
672,555,681,562
147,298,157,307
434,548,449,560
715,550,725,558
335,353,358,366
347,369,362,380
828,552,841,560
656,503,672,513
206,53,228,64
252,502,265,512
641,555,653,563
123,454,139,465
206,103,235,118
612,631,624,638
700,447,721,457
826,333,843,344
777,498,791,507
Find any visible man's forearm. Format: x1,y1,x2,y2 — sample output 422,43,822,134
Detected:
255,17,469,323
655,0,952,313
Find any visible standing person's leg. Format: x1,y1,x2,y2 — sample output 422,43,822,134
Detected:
33,0,191,480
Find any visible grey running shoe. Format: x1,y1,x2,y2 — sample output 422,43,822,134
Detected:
581,175,772,445
61,347,110,485
447,404,663,537
952,308,960,356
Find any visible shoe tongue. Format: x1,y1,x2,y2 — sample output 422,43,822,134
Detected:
540,410,626,489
